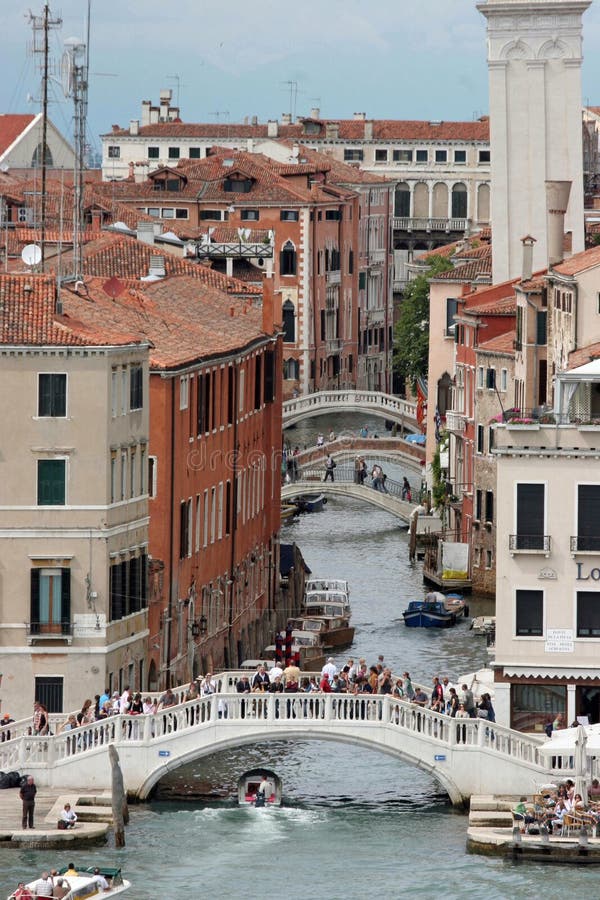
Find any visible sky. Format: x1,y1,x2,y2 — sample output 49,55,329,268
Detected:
3,0,600,158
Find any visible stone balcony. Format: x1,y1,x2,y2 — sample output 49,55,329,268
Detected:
493,420,600,455
446,410,467,435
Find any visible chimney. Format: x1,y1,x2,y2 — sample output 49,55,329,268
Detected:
136,222,156,245
130,119,139,136
310,107,320,120
546,180,571,268
267,120,279,138
141,100,151,127
353,112,366,121
251,115,258,126
364,120,374,141
521,235,536,282
150,107,159,125
281,113,292,126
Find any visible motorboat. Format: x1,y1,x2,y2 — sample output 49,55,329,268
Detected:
7,867,130,899
305,577,349,595
304,589,351,617
287,615,355,650
263,630,326,671
402,592,467,628
293,493,327,513
238,768,282,806
470,615,496,636
281,503,299,524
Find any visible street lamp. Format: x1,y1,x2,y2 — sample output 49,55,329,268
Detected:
188,615,207,638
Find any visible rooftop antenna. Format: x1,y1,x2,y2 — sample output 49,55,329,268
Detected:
282,80,298,123
28,2,63,272
167,74,186,109
62,34,88,280
209,111,230,122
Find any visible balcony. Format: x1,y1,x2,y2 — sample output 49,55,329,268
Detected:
193,241,273,259
445,410,466,435
326,270,341,285
570,536,600,554
326,338,343,354
26,621,73,645
509,534,552,556
368,249,386,265
392,217,467,233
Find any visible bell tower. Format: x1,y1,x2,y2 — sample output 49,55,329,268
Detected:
477,0,591,283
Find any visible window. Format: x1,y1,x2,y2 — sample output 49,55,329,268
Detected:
140,445,146,495
147,207,160,217
477,366,484,388
148,456,157,499
511,683,565,733
393,149,413,163
515,483,545,550
325,209,341,220
451,183,467,218
435,150,447,164
241,209,259,221
485,490,494,523
375,149,388,162
161,208,175,218
197,371,211,435
486,367,496,390
239,368,245,414
577,591,600,637
175,208,188,219
148,146,160,159
180,499,192,559
454,150,467,164
203,490,209,547
189,147,201,159
280,241,297,276
121,368,128,415
343,149,363,162
180,375,189,410
224,177,252,193
394,185,410,217
264,349,275,404
416,150,428,163
348,250,354,274
281,299,296,343
195,494,201,553
479,150,491,164
477,424,484,454
475,489,482,521
210,487,216,543
200,210,223,220
110,452,117,503
34,675,63,713
108,146,120,159
130,365,143,411
130,448,136,499
37,459,66,506
254,355,262,411
38,374,66,417
280,210,299,222
500,368,507,392
488,426,494,453
516,589,543,636
486,549,493,569
217,482,224,539
111,368,117,417
445,298,458,336
536,310,547,346
30,567,70,635
168,147,180,159
120,449,127,501
577,485,600,551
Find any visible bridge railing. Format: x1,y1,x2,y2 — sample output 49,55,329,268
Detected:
283,391,417,423
292,467,411,501
0,690,551,776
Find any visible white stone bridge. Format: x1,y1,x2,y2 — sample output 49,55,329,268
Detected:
283,391,418,430
0,676,563,806
281,480,419,522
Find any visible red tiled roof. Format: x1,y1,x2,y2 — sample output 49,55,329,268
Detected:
60,275,266,369
568,341,600,369
464,294,516,316
477,330,516,355
106,118,490,143
432,259,492,282
0,114,36,156
551,245,600,276
454,244,492,260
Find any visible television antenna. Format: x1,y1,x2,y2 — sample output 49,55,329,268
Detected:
61,35,88,279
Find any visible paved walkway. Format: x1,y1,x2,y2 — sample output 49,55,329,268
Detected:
0,786,110,847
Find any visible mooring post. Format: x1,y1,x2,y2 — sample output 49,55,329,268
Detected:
108,744,129,847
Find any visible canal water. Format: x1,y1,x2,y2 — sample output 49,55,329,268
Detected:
0,414,594,898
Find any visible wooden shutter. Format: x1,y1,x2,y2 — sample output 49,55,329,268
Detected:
60,568,71,634
516,589,543,635
54,374,67,416
516,483,544,549
30,568,40,634
578,485,600,551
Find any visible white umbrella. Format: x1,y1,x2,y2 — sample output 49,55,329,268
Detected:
574,724,588,805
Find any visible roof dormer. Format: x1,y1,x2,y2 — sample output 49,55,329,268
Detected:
148,167,187,192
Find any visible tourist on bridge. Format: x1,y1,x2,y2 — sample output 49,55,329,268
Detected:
402,672,415,701
371,464,386,492
1,712,14,741
354,456,361,484
360,425,368,438
200,674,217,697
19,775,36,830
321,657,337,682
460,684,477,718
316,432,325,447
323,454,336,482
401,477,412,501
252,665,271,692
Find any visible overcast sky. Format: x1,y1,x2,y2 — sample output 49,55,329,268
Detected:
3,0,600,156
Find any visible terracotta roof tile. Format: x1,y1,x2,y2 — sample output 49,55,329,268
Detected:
477,330,516,355
431,259,492,282
568,341,600,369
0,114,36,156
551,245,600,276
464,294,516,316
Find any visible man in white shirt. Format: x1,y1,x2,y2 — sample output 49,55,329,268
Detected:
60,803,77,828
200,674,217,697
321,657,337,683
119,686,131,715
31,873,53,897
91,868,109,890
442,676,454,714
270,661,283,680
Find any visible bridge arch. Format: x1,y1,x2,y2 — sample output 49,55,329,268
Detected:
282,391,418,431
280,481,416,521
137,729,465,805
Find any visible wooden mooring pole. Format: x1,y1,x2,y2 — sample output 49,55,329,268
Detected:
109,744,129,847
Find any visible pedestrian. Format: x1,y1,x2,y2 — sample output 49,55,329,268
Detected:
354,456,361,484
460,683,477,718
316,432,324,447
20,775,36,829
358,458,367,485
402,671,415,701
401,477,412,501
0,712,14,741
60,803,78,829
371,463,384,491
323,454,336,482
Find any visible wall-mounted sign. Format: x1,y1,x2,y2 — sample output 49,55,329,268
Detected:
545,628,574,653
158,750,171,758
576,563,600,582
538,567,557,580
434,754,446,761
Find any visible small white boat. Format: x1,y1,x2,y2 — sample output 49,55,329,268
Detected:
305,578,349,595
238,768,282,806
8,867,130,899
304,589,351,617
470,615,496,636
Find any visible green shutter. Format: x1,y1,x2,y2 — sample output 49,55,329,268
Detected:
38,459,66,505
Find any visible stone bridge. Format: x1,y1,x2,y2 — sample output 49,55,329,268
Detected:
0,678,561,806
283,391,419,430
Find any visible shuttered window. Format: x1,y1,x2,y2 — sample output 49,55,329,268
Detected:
516,483,545,550
577,591,600,637
38,374,66,417
577,485,600,552
516,589,543,636
37,459,66,506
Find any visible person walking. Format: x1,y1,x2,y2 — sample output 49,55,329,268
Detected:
401,477,412,501
323,454,336,482
20,775,37,829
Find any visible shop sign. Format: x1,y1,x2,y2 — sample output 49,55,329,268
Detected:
545,628,574,653
576,563,600,581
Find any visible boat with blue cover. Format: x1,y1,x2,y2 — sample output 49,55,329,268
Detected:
402,592,467,628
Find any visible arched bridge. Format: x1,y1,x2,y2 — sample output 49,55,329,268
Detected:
283,391,418,430
281,480,418,522
0,680,557,806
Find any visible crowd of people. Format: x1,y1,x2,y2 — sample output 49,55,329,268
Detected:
10,865,111,898
514,779,600,836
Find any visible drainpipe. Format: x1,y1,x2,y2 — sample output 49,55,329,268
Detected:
229,358,240,664
166,376,176,688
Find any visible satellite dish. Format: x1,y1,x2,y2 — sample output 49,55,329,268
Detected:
61,49,74,98
21,244,42,266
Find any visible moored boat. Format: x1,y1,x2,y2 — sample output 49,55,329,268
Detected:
7,867,130,899
263,630,326,671
293,493,327,513
402,593,467,628
304,589,351,617
470,615,496,635
305,577,349,595
281,502,299,524
288,615,355,650
238,768,282,806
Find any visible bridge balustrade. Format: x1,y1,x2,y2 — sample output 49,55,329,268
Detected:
283,391,418,428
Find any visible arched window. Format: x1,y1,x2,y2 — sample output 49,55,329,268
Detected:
280,240,297,276
477,184,490,224
451,183,467,219
282,299,295,343
437,372,453,417
283,358,299,380
394,183,410,218
432,183,448,218
31,142,53,168
413,183,428,218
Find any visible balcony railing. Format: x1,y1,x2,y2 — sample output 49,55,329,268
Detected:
509,535,552,554
392,217,467,233
326,270,341,285
26,621,74,644
570,536,600,553
445,410,466,434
